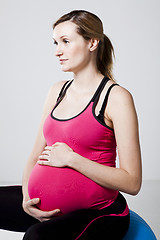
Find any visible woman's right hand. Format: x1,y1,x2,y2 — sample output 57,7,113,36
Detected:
23,198,61,222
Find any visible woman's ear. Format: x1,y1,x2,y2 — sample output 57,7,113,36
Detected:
89,39,100,52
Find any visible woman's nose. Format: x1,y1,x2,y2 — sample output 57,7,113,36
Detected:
55,45,63,57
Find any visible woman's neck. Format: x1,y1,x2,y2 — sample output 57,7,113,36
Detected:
72,67,104,91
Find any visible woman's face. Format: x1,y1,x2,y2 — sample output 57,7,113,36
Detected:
53,21,92,73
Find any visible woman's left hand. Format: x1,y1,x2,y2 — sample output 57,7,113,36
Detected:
38,142,73,167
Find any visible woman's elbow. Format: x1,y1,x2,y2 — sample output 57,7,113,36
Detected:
130,183,141,196
129,177,142,196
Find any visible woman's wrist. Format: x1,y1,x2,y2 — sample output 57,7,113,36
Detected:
22,183,30,201
67,151,79,168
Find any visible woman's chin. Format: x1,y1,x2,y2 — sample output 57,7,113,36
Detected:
61,67,72,73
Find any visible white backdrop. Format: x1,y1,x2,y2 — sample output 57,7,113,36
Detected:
0,0,159,183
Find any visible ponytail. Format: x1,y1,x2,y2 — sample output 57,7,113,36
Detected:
97,34,115,81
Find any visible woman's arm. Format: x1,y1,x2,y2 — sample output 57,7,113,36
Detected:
39,86,142,196
22,80,66,221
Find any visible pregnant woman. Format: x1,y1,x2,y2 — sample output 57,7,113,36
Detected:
0,10,142,239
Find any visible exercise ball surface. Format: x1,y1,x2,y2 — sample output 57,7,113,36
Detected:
123,210,157,240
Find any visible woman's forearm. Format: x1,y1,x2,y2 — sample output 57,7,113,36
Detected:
68,152,141,196
22,160,37,201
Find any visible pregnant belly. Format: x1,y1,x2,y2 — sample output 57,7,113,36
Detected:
28,164,116,214
28,164,102,214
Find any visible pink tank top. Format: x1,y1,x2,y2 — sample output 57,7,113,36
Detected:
28,76,120,214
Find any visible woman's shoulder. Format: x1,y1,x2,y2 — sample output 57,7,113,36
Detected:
106,81,135,119
43,80,69,113
50,80,69,94
109,81,134,105
47,80,69,101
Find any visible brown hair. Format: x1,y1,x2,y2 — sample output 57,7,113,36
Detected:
53,10,115,80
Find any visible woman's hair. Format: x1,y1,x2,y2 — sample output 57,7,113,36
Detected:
53,10,115,80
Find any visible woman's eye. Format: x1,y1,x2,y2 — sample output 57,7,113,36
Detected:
63,39,69,44
53,40,58,45
53,39,69,45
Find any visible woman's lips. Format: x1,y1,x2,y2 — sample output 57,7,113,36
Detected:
60,59,68,64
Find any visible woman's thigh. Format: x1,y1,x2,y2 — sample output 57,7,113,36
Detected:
0,185,38,232
23,208,129,240
0,186,129,239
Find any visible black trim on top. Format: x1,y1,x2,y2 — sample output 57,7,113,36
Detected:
56,79,74,102
97,83,119,127
90,76,110,102
91,79,120,131
92,104,114,132
51,76,109,121
52,80,73,114
50,76,120,132
99,83,119,117
51,99,94,122
56,80,70,102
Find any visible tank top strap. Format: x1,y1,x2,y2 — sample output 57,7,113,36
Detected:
56,80,74,102
57,76,109,103
98,83,119,121
91,76,110,102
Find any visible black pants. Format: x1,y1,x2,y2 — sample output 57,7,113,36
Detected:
0,186,129,240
